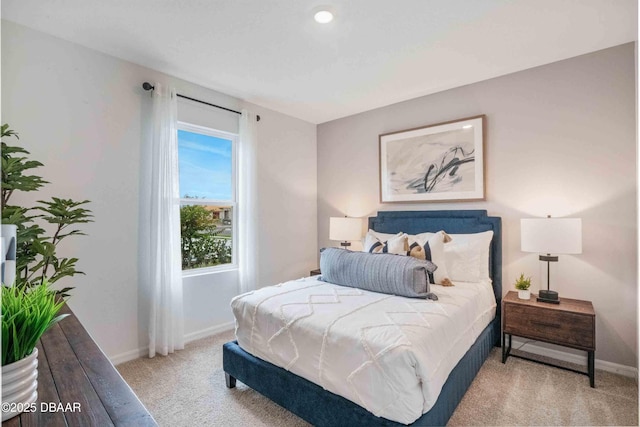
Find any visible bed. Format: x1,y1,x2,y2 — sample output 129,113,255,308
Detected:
223,210,502,426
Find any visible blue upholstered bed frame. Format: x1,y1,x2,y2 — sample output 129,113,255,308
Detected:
223,210,502,426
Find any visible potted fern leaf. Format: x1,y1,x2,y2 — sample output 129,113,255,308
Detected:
515,273,532,300
1,281,68,421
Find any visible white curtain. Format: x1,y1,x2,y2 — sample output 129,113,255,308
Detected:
238,110,258,294
140,82,184,358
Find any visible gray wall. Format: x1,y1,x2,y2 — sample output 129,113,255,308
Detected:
2,20,318,362
318,43,637,367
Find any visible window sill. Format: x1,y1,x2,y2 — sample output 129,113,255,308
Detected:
182,264,238,278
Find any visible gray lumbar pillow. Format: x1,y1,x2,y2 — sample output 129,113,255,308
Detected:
319,247,437,299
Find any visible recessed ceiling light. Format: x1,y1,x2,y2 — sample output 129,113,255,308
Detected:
462,125,473,129
314,10,334,24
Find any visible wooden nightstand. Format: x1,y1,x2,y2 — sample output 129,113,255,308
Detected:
501,290,596,387
310,269,321,276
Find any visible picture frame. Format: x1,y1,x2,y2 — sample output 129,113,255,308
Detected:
379,115,485,203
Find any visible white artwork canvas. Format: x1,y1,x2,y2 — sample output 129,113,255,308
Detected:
380,116,484,202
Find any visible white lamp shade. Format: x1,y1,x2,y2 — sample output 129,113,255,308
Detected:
521,218,582,254
329,217,362,241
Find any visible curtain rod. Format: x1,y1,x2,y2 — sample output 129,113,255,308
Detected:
142,82,260,121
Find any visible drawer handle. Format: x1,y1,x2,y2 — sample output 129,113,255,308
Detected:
531,321,561,328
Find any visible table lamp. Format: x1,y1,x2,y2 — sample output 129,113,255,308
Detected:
521,216,582,304
329,217,362,249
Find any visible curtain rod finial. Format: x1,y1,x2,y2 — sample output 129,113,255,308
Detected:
142,82,154,91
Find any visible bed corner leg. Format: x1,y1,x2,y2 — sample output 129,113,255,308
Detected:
225,372,237,388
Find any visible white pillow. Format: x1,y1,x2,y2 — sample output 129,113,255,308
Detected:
385,233,409,255
367,230,404,243
407,231,453,286
362,231,407,255
362,230,401,252
444,231,493,282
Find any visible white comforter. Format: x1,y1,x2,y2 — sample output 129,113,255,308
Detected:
231,277,496,425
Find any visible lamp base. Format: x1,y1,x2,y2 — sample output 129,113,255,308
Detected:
537,289,560,304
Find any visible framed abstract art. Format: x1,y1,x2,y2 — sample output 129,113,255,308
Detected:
379,115,485,203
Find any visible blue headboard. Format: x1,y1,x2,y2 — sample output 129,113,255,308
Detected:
368,210,502,306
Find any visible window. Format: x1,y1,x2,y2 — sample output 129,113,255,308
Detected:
177,122,237,273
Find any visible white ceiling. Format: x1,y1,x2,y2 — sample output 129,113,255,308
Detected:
2,0,637,124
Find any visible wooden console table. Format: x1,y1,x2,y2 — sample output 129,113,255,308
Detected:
2,303,156,426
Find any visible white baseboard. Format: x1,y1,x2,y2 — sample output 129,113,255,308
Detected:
512,339,638,380
111,321,235,366
111,347,149,366
184,321,235,343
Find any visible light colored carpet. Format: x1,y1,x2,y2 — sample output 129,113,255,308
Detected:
117,330,638,426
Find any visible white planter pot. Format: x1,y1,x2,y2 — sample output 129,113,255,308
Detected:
518,290,531,300
1,347,38,422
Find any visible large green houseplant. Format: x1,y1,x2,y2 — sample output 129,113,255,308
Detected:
1,124,93,295
1,124,92,420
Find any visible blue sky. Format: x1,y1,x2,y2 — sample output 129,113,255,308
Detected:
178,130,232,200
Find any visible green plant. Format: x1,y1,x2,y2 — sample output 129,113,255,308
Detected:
514,273,531,290
1,124,93,295
180,204,232,269
1,281,68,365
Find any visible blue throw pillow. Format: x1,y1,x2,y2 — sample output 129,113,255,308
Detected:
319,247,437,299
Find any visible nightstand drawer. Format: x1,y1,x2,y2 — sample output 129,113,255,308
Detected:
504,303,594,350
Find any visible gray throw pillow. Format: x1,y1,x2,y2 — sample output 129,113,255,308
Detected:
319,247,437,298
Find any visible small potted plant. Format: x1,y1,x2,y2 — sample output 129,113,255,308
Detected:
514,273,532,300
1,281,68,421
